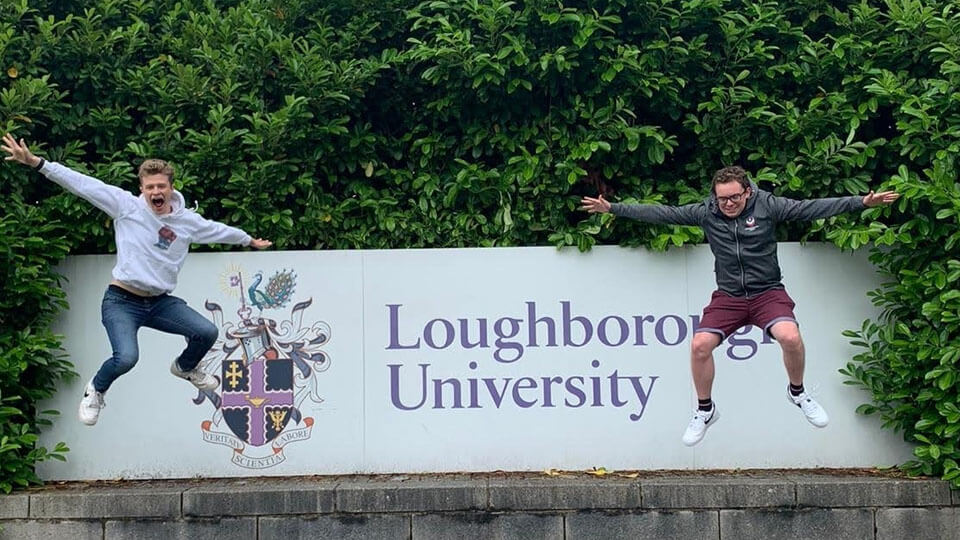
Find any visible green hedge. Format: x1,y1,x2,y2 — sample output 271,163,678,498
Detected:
0,201,72,492
1,0,957,489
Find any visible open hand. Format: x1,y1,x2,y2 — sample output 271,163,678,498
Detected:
1,133,41,168
249,238,273,250
862,191,900,207
579,195,611,213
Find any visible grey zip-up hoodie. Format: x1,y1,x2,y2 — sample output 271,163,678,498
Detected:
609,182,866,297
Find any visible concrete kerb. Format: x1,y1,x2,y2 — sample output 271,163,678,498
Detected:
791,476,952,507
184,479,337,516
29,487,183,519
488,476,641,511
335,476,487,513
3,471,957,540
641,476,795,509
0,494,28,519
10,471,956,514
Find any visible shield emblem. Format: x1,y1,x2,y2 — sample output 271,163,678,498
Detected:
220,326,294,446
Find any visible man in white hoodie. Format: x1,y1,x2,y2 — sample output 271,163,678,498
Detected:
2,134,272,425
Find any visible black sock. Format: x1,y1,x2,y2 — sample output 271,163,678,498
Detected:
789,383,804,396
698,398,713,411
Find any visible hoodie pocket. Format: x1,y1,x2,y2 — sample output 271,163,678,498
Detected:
118,243,180,291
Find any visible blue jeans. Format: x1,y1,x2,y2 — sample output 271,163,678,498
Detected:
93,285,218,393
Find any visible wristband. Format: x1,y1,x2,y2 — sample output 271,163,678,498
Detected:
33,158,45,171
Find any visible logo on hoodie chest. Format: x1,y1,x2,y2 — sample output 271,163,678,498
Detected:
744,216,759,232
154,225,178,250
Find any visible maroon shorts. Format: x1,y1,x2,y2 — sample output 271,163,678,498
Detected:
696,288,797,339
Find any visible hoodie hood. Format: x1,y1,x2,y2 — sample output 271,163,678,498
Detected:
140,189,185,217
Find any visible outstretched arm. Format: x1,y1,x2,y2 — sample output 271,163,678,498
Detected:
862,191,900,207
2,133,137,217
580,195,612,214
580,194,705,226
770,189,899,222
190,214,273,249
2,133,42,168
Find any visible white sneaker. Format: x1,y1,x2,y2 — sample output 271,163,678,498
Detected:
170,360,218,391
78,380,105,426
788,387,829,427
682,405,719,446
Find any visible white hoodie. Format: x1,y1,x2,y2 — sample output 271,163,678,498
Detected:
41,161,252,295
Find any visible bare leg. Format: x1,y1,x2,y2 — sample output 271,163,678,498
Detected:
769,321,804,386
690,331,722,399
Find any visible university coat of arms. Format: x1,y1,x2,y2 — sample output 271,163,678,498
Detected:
192,266,332,469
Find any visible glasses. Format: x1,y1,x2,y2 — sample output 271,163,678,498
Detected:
717,189,748,205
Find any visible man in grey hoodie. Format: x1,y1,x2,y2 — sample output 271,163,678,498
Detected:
580,166,899,446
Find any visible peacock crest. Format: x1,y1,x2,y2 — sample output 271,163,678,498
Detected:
248,269,297,311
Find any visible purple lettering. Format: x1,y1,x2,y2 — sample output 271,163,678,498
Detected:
483,377,512,407
386,304,420,350
632,315,655,345
655,315,687,346
625,375,659,421
468,362,480,408
432,377,463,408
564,376,586,407
526,301,558,347
541,376,563,407
388,363,428,410
459,318,489,349
424,318,455,349
590,359,603,406
512,377,537,408
562,300,593,347
608,370,628,407
598,315,629,346
493,317,523,363
726,326,758,360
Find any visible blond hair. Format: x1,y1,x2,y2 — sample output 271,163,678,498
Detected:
138,159,174,183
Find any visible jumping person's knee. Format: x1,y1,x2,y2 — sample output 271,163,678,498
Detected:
778,332,803,352
770,322,803,351
691,332,721,360
196,321,218,347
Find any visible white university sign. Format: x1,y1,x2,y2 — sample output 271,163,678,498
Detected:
39,244,914,480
